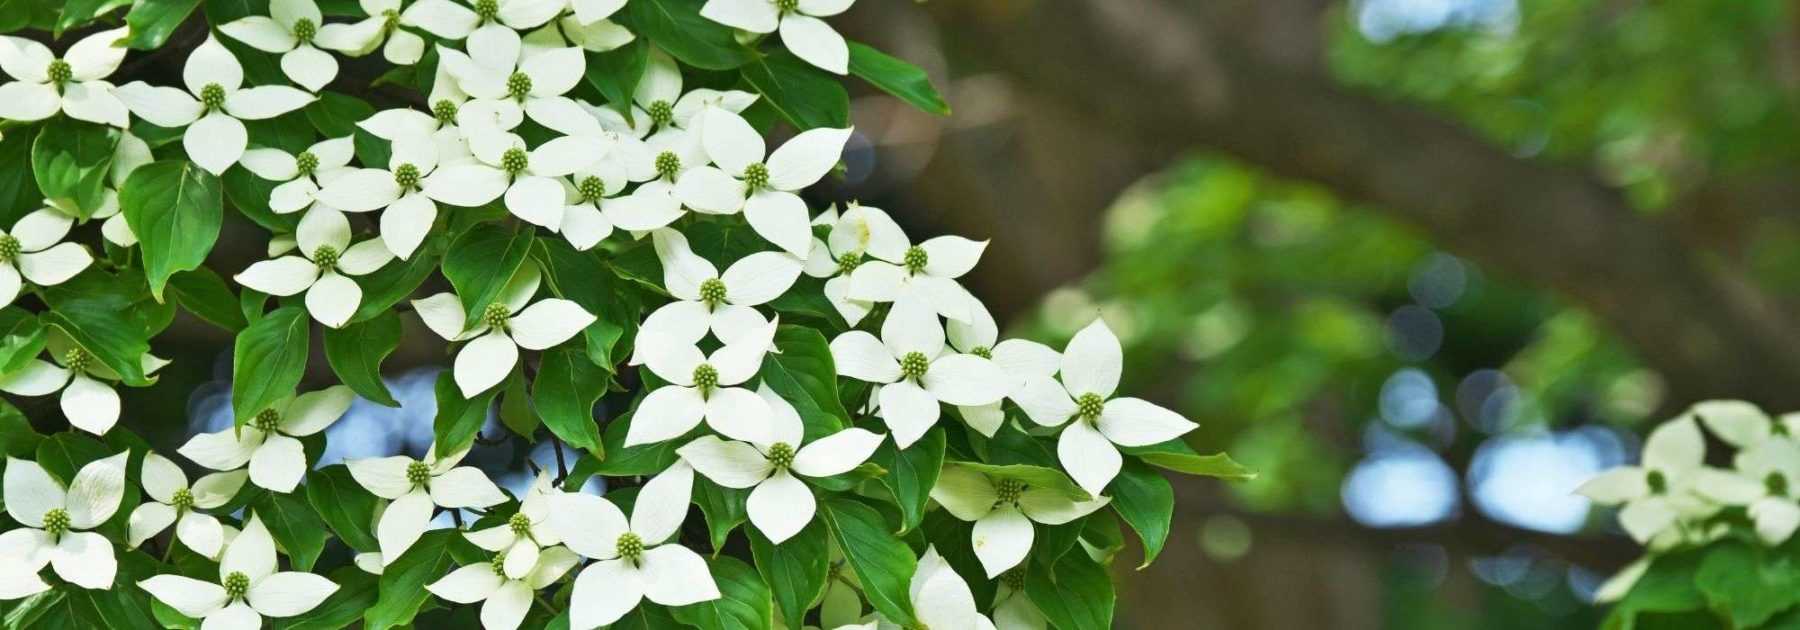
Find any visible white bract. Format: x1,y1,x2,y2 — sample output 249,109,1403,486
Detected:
219,0,341,91
178,386,355,493
679,385,884,543
240,136,357,216
235,207,396,328
0,208,94,308
413,264,596,397
1691,440,1800,545
127,453,247,559
460,129,607,231
429,545,581,630
0,339,169,436
678,107,852,258
945,300,1060,437
138,514,339,629
830,296,1009,448
0,452,127,594
700,0,854,74
1013,319,1198,495
547,461,723,628
0,26,130,126
876,546,997,630
1577,417,1714,543
930,464,1109,577
439,31,586,131
114,36,316,175
634,227,802,353
844,224,986,323
464,473,562,580
403,0,567,47
802,203,905,326
349,443,508,564
628,319,779,447
603,125,712,232
315,0,429,65
317,129,484,259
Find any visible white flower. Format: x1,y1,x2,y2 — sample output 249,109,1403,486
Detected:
317,128,487,259
929,464,1109,577
460,129,608,230
1013,319,1197,495
1593,557,1650,605
219,0,342,91
558,13,636,52
546,461,722,628
127,453,247,559
700,0,854,74
427,545,580,630
1690,439,1800,545
844,226,985,323
1685,399,1798,454
0,452,127,593
0,341,169,435
603,126,712,232
439,32,586,131
628,318,780,447
679,385,884,543
234,207,395,328
464,473,562,580
678,107,851,258
240,136,357,216
610,51,757,137
138,514,339,628
114,36,317,175
348,442,507,564
945,300,1060,437
875,546,997,630
0,209,94,308
830,297,1009,448
42,131,152,247
403,0,567,44
802,203,905,326
548,159,625,250
633,228,802,355
315,0,429,66
178,386,355,493
412,264,596,397
1577,417,1715,543
0,26,130,126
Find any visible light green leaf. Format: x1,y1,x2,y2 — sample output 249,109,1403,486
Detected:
120,160,224,300
0,308,46,374
323,310,403,407
231,306,309,427
125,0,201,49
672,556,774,630
364,530,472,630
848,42,950,116
1124,440,1257,481
949,461,1091,502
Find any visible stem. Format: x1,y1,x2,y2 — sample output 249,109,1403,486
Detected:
552,437,568,481
451,509,464,529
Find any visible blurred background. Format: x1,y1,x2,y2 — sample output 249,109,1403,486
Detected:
99,0,1800,627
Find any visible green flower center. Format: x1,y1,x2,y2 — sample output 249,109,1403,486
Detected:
171,487,195,511
1769,472,1789,497
654,151,681,180
616,532,644,562
1646,469,1668,495
970,346,993,360
767,442,795,470
505,72,532,100
902,246,928,275
1075,392,1105,420
0,234,20,262
295,151,319,176
292,18,317,44
394,163,421,190
312,245,340,273
490,554,508,576
41,508,70,537
432,99,459,124
577,176,606,202
899,351,930,380
223,571,250,600
647,100,674,127
836,254,862,275
500,148,529,176
382,9,401,30
200,83,227,111
692,363,719,391
775,0,798,12
698,278,727,308
474,0,499,21
406,461,432,487
1001,568,1026,590
62,348,90,373
742,163,770,190
253,408,282,432
45,59,71,87
482,302,511,330
507,512,533,537
995,478,1026,505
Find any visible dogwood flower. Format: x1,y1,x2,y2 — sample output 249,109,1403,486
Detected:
403,0,566,48
930,463,1109,576
138,514,339,628
700,0,854,74
315,0,428,65
460,129,607,230
547,461,723,628
0,339,168,435
127,453,247,558
0,452,127,591
412,265,596,397
802,203,906,326
1691,439,1800,545
628,319,780,446
178,386,354,493
464,473,562,580
219,0,341,91
1577,417,1713,543
1013,318,1198,494
830,297,1009,448
677,107,850,257
611,52,757,136
0,209,92,308
680,385,884,542
439,30,585,125
845,226,985,323
549,160,624,250
603,125,713,232
634,228,802,354
348,442,508,564
240,136,356,215
317,130,485,258
0,26,129,126
234,207,395,327
41,130,151,247
114,36,316,175
428,545,580,630
945,301,1060,437
881,546,997,630
1685,399,1798,455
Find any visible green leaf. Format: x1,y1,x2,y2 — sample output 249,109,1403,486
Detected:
694,477,750,550
740,51,851,130
33,431,113,481
533,240,641,371
125,0,202,49
498,367,540,440
1108,460,1172,568
32,117,120,216
442,222,534,325
949,461,1091,502
760,325,849,441
305,465,381,552
305,92,376,138
349,235,442,323
847,42,950,116
1695,540,1800,628
820,497,916,627
671,556,773,630
749,520,829,630
624,0,756,70
120,160,224,300
323,311,403,407
433,369,496,453
365,530,472,630
0,308,46,374
591,409,680,476
1123,441,1257,481
584,38,649,112
0,399,42,459
40,274,153,385
231,306,309,427
0,121,40,225
871,426,943,533
1025,549,1115,630
167,267,246,332
533,345,606,457
1608,551,1707,628
222,164,298,233
53,0,108,36
251,491,330,571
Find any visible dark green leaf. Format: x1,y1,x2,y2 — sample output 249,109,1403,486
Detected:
848,42,950,116
0,399,42,458
1695,540,1800,627
433,369,495,453
0,308,45,374
231,306,309,427
949,461,1091,502
1123,441,1257,481
498,366,540,440
305,465,381,552
0,121,40,225
740,51,851,130
276,567,378,630
749,520,829,630
672,556,773,630
251,491,330,571
820,497,916,626
167,267,246,332
222,164,299,233
40,274,153,385
695,477,750,550
125,0,203,49
365,530,473,630
584,38,650,112
120,160,224,300
33,117,119,216
442,222,534,326
760,325,849,441
871,426,943,533
349,234,441,323
533,345,606,457
1025,549,1114,630
305,92,376,138
592,409,680,476
533,240,641,372
323,311,403,407
1109,460,1172,568
624,0,756,70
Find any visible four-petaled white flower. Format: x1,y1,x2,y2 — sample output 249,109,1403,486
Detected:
930,463,1109,577
1691,439,1800,545
240,136,357,216
1577,416,1714,543
315,0,429,66
1686,399,1799,456
178,385,354,493
0,337,168,435
700,0,855,74
138,514,339,629
1013,319,1198,495
317,129,484,259
844,224,985,323
945,300,1061,437
234,207,396,328
464,473,563,580
0,452,127,594
678,107,851,258
603,125,712,232
403,0,567,49
428,545,580,630
634,227,802,355
127,452,247,559
802,203,903,326
114,36,316,175
349,442,508,564
628,318,779,447
413,264,596,397
463,130,608,231
0,26,130,126
880,546,998,630
219,0,342,92
439,33,585,134
0,208,93,308
830,296,1009,448
546,461,723,628
680,385,884,542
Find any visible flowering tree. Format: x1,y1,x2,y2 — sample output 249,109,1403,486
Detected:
0,1,1250,628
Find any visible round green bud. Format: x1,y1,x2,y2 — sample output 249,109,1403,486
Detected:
171,487,195,511
223,571,251,599
766,442,796,470
507,512,533,537
1075,392,1105,420
0,234,21,262
698,278,727,307
312,245,340,273
692,363,719,390
407,461,432,487
577,176,606,202
45,60,71,86
647,101,674,127
654,151,681,180
474,0,499,21
432,99,459,124
899,351,930,380
63,348,90,373
482,302,511,330
200,83,227,111
394,163,421,189
42,508,71,537
253,408,282,432
505,72,533,100
616,532,645,562
902,246,928,275
742,163,770,190
501,148,529,176
295,151,320,176
292,18,317,44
